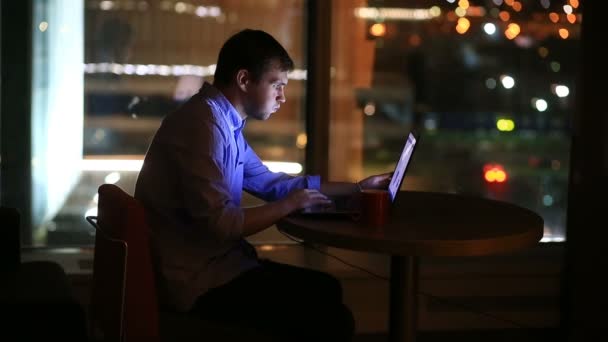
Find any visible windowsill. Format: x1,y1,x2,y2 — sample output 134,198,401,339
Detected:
20,246,94,275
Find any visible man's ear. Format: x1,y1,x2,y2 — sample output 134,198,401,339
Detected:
236,69,250,92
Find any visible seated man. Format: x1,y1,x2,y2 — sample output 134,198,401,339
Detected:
134,28,390,341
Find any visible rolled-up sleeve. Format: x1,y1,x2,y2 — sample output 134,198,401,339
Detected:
176,119,244,241
242,139,320,201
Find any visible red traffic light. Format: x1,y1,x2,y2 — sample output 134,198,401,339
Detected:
483,163,507,183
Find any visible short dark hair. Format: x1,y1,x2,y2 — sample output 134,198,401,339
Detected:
213,29,294,87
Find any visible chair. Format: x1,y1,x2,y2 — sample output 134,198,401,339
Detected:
88,184,161,341
88,183,278,342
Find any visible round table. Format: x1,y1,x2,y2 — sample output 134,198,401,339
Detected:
277,190,544,342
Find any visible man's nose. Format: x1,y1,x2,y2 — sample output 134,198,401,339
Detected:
277,90,286,103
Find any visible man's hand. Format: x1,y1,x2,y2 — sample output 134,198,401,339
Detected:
242,189,330,237
359,172,392,190
286,188,332,211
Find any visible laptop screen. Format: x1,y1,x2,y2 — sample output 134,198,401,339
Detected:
388,132,418,203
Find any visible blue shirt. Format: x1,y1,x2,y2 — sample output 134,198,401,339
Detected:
134,82,320,311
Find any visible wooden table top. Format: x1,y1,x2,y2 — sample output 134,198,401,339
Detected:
278,191,544,257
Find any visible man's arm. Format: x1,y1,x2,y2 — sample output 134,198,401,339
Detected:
242,140,320,201
241,188,330,236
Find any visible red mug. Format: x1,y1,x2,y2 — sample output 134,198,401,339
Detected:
360,189,390,227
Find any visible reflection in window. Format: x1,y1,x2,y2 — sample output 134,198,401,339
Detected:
330,0,580,242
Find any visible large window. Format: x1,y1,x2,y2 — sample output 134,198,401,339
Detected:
329,0,581,243
5,0,581,247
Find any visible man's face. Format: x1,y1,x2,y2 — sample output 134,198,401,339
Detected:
243,62,288,121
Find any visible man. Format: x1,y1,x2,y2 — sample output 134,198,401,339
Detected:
135,29,390,341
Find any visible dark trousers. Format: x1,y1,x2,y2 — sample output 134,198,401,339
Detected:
190,259,355,341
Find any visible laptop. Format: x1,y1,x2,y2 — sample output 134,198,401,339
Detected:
298,131,420,218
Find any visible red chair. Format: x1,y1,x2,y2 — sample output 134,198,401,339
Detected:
88,183,161,341
88,183,278,342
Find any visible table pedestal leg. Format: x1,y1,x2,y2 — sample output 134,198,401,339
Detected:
389,255,419,342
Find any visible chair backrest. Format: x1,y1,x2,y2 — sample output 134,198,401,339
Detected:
89,220,127,341
90,183,161,342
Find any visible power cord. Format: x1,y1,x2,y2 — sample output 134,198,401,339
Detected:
279,231,538,329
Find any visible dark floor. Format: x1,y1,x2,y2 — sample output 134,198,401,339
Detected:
354,328,561,342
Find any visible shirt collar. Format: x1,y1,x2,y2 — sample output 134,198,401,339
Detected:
200,82,246,132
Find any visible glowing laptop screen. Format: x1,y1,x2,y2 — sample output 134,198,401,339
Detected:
388,132,418,203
